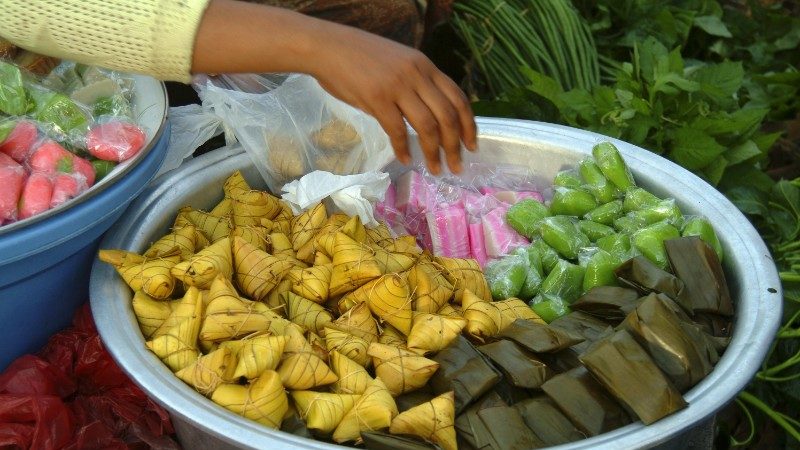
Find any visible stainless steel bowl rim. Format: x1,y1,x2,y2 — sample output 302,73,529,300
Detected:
91,118,783,450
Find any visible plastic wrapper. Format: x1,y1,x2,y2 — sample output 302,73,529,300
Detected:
0,304,178,450
529,239,560,274
529,294,571,323
505,199,550,240
549,187,598,217
553,168,582,189
539,259,586,303
538,216,591,260
482,205,529,259
578,220,615,242
579,248,620,292
622,187,660,212
595,233,637,262
192,74,394,192
513,246,544,300
631,221,681,269
578,158,620,204
591,142,635,191
583,200,624,225
484,254,528,300
424,180,471,259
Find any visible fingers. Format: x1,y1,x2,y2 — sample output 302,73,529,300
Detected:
398,93,443,175
432,72,478,152
414,78,463,174
370,103,411,165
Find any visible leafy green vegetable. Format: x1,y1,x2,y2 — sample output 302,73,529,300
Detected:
0,61,29,116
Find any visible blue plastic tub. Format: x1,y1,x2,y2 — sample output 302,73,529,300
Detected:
0,76,169,370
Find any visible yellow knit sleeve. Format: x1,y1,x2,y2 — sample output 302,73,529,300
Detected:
0,0,212,83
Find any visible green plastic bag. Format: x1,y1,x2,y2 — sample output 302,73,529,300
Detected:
506,199,550,239
579,159,619,204
579,249,620,292
632,221,681,269
512,247,544,300
550,187,598,217
592,142,635,190
530,240,561,274
539,259,586,303
579,220,615,241
529,294,572,323
583,200,624,225
484,254,529,300
539,216,591,260
0,61,28,116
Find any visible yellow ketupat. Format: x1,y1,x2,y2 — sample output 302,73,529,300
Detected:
285,264,332,304
268,232,297,260
290,391,360,434
329,350,373,395
367,343,439,396
360,274,414,336
406,313,467,355
329,232,383,297
222,170,252,197
285,292,333,334
98,248,180,300
323,326,371,368
332,302,378,338
378,325,407,349
176,347,238,396
232,236,295,301
291,202,327,253
171,237,233,289
131,291,177,339
371,244,417,274
231,335,288,380
339,215,368,244
211,370,288,429
436,256,492,303
181,207,232,243
199,276,272,342
438,303,462,318
461,290,545,342
144,224,202,260
408,262,455,313
277,324,338,390
209,197,233,218
389,391,457,450
332,377,398,443
145,286,203,372
230,188,283,227
230,226,270,252
265,278,292,312
152,286,204,338
365,223,393,248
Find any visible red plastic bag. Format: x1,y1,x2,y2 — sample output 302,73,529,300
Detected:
0,303,179,450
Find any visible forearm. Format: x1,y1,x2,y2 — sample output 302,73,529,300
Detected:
192,0,346,78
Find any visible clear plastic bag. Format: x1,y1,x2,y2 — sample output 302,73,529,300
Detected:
192,74,394,193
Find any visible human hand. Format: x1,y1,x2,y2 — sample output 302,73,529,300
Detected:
300,22,477,175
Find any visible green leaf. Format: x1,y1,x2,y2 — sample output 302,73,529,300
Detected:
693,15,733,38
637,37,670,84
752,131,783,153
690,61,744,102
521,68,565,110
691,108,769,137
719,164,776,193
772,180,800,224
703,155,728,186
725,186,769,216
725,140,762,166
669,127,726,170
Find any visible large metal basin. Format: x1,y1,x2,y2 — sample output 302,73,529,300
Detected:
90,118,782,449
